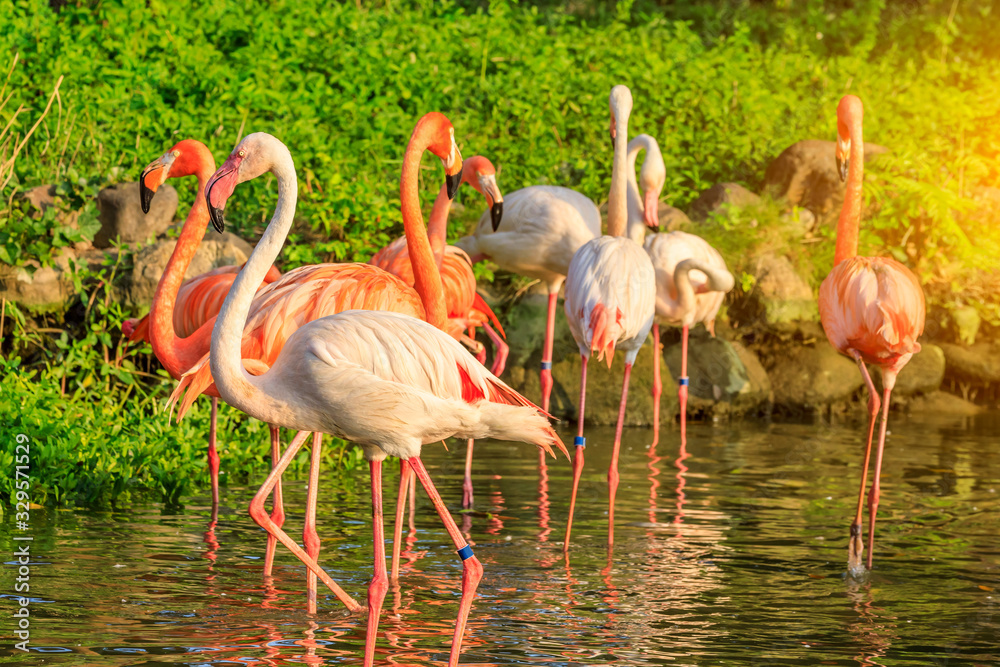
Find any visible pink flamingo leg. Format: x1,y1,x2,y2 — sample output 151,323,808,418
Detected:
208,397,220,523
390,459,409,580
462,439,475,509
608,362,633,550
866,373,896,572
564,354,588,553
678,325,689,435
364,460,389,667
247,430,363,612
540,291,558,412
263,425,286,578
651,325,662,443
482,322,509,377
407,456,484,667
303,433,323,615
848,352,881,575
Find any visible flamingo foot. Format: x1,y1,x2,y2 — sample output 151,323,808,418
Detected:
848,521,866,578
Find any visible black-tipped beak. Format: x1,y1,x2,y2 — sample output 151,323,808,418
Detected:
206,177,226,233
139,173,155,214
490,201,503,231
446,171,462,200
209,204,225,233
837,156,848,183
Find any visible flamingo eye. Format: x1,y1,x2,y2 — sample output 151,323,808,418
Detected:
238,150,245,158
171,150,180,157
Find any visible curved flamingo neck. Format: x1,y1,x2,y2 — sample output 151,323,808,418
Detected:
149,161,215,376
211,143,295,423
607,102,631,238
625,137,649,245
426,182,451,271
835,114,864,265
401,121,448,329
674,263,697,323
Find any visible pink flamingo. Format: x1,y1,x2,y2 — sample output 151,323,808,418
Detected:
621,134,735,435
818,95,925,576
370,154,507,373
455,171,601,414
122,139,281,523
204,129,566,667
563,85,656,552
170,116,471,614
454,139,601,539
371,155,507,510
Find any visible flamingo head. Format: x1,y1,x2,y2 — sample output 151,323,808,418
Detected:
608,84,633,142
836,95,863,182
121,318,136,338
635,136,666,229
206,132,291,233
417,112,464,200
139,139,215,214
463,156,504,231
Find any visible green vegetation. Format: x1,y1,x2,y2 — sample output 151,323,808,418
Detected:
0,260,358,507
1,0,998,504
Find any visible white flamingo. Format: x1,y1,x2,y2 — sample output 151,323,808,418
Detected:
205,128,566,667
623,133,735,434
563,85,656,552
455,179,601,414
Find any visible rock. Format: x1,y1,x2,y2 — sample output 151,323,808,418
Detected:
871,343,945,395
780,207,815,228
906,391,981,417
656,203,690,231
0,247,117,313
729,252,819,333
509,334,666,426
764,140,888,226
20,184,57,214
127,232,254,308
499,292,572,369
769,344,864,408
663,336,771,415
94,182,178,248
950,306,980,346
939,342,1000,384
0,262,72,313
687,183,761,222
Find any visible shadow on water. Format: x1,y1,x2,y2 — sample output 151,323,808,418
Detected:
2,413,999,665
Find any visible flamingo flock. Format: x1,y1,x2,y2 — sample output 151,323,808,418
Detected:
127,87,925,664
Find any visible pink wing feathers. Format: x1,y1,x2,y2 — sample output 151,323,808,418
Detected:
371,240,505,337
300,310,566,458
169,262,425,418
819,256,925,369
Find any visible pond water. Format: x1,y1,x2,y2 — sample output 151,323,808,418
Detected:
3,412,999,666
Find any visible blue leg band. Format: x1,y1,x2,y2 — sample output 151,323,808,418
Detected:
573,436,586,447
458,544,474,561
540,361,552,370
679,377,689,386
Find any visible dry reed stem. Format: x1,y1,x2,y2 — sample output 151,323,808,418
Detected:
0,51,65,192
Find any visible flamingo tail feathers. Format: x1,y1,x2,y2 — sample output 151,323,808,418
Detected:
589,303,622,368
